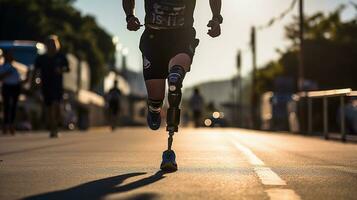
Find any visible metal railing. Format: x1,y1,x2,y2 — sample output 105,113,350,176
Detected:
300,88,356,142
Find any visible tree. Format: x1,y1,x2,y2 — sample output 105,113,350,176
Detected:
0,0,115,89
256,5,357,94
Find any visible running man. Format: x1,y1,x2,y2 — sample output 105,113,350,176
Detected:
106,79,122,131
123,0,222,171
34,35,69,138
189,88,204,128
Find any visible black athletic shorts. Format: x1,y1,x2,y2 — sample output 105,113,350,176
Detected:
109,101,120,115
139,27,199,80
42,88,63,106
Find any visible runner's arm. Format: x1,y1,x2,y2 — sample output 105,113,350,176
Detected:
209,0,222,23
55,54,69,74
32,56,41,85
123,0,135,17
61,54,70,73
122,0,141,31
208,0,222,37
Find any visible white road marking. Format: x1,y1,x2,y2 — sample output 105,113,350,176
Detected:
234,142,301,200
254,167,286,186
234,142,265,166
235,142,286,186
266,189,301,200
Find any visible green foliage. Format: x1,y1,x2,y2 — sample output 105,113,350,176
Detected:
255,61,283,94
0,0,115,89
256,5,357,94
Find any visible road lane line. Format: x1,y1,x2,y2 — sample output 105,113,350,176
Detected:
266,188,301,200
234,142,301,200
234,142,265,166
235,142,286,186
254,167,286,186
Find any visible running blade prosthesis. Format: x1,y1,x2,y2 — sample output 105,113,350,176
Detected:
160,66,184,172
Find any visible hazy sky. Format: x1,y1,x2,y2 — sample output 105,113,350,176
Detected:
74,0,356,87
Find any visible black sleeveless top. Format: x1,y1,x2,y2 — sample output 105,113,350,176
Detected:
144,0,196,29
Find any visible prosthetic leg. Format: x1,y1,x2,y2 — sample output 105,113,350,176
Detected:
160,66,185,171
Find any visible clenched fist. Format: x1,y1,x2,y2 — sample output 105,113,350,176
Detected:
126,15,141,31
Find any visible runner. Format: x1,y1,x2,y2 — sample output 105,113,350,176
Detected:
123,0,222,171
189,88,204,128
106,79,122,131
0,50,28,135
34,35,69,138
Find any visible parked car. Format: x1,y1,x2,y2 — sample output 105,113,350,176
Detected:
204,111,227,128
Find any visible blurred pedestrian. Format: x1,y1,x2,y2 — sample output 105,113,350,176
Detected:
34,35,69,138
189,88,204,127
106,79,122,131
0,50,28,135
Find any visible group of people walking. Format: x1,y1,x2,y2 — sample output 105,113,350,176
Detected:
0,49,27,134
0,35,69,137
1,0,220,172
0,36,207,138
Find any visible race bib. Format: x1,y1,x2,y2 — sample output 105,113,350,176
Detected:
150,0,186,28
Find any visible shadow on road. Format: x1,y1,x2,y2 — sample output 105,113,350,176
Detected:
0,142,79,156
22,171,169,200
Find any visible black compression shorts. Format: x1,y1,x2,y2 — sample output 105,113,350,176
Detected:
42,90,63,106
139,27,199,80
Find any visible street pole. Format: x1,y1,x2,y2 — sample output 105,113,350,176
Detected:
298,0,305,91
237,50,242,127
76,59,81,95
251,26,258,129
297,0,307,133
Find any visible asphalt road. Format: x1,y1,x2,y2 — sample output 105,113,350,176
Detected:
0,128,356,200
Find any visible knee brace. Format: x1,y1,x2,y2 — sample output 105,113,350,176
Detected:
147,99,163,113
168,65,186,92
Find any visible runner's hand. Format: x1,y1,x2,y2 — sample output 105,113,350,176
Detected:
127,16,141,31
207,19,221,38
